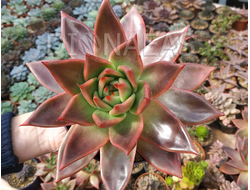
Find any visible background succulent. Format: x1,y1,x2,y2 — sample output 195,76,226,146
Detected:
22,48,46,64
28,8,42,17
2,50,20,68
19,38,34,51
1,14,17,25
220,180,241,190
13,17,30,28
13,5,28,16
194,125,208,141
35,32,60,54
25,0,42,7
11,25,29,42
27,73,40,86
73,5,89,20
207,140,228,166
41,7,56,21
1,38,14,54
54,43,70,60
29,17,45,31
1,101,14,114
10,82,35,103
7,0,23,9
84,0,102,10
10,65,29,82
112,5,123,18
32,86,56,104
1,6,10,16
2,27,12,38
52,0,65,11
169,22,192,36
17,100,37,114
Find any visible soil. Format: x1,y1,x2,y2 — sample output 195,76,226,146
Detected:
181,141,205,163
8,159,37,189
144,162,166,179
132,163,144,173
134,152,145,163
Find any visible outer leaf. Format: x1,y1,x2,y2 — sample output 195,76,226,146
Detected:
92,110,126,128
94,0,126,60
84,54,114,81
58,93,96,126
109,35,143,79
157,87,223,125
227,160,248,171
67,179,77,190
90,174,100,189
140,61,184,98
235,128,248,139
137,139,182,178
129,80,152,115
121,6,146,51
141,99,197,154
223,146,242,161
56,126,98,182
140,26,189,65
43,59,85,96
109,112,143,155
101,142,136,190
60,125,109,170
21,93,72,127
237,171,248,190
98,68,124,79
61,12,94,60
220,164,240,175
232,119,248,129
171,63,216,91
27,61,64,94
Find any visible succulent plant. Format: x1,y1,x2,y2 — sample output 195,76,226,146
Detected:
7,0,23,9
194,125,208,141
13,17,30,28
152,6,179,24
142,0,161,12
73,5,89,20
10,82,35,103
211,35,229,47
204,81,240,127
36,153,57,182
54,43,70,60
153,22,169,32
230,88,248,106
232,4,248,19
1,6,10,16
207,140,228,166
41,178,76,190
1,101,14,114
32,86,56,104
1,14,17,25
83,10,99,29
221,51,248,71
112,4,123,18
84,0,103,10
200,0,216,11
2,50,20,67
27,73,40,86
136,174,164,189
19,38,34,51
13,5,28,15
220,137,248,190
11,25,29,41
194,30,210,42
36,33,60,53
235,69,248,89
45,0,54,3
10,65,29,81
198,7,214,20
53,0,65,11
1,66,11,97
41,7,56,21
28,8,42,17
191,18,208,30
186,40,203,54
226,41,248,57
169,22,192,36
2,27,12,38
17,100,37,114
165,176,173,186
22,1,222,189
232,107,248,139
1,38,13,54
22,48,46,64
228,29,248,45
179,9,195,20
15,162,36,183
162,0,182,10
181,0,203,10
25,0,42,7
220,180,241,190
69,0,82,8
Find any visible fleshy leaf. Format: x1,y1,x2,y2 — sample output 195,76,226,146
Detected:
21,93,72,127
92,110,126,128
98,77,114,97
235,128,248,139
84,54,114,81
43,59,85,96
171,63,216,91
78,78,98,108
58,93,96,126
27,61,64,94
98,68,124,79
109,112,143,154
60,125,109,170
220,164,240,175
61,12,94,60
90,174,100,189
41,183,56,190
140,61,184,98
140,26,189,65
223,146,242,161
157,87,223,125
117,66,137,91
103,95,121,107
141,99,197,154
121,6,146,51
109,36,143,79
237,171,248,190
129,80,152,115
94,0,126,60
137,139,182,178
100,142,136,190
56,126,98,182
109,94,135,115
93,91,112,111
232,119,248,129
227,160,248,171
118,78,133,102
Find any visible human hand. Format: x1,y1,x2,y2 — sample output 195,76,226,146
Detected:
11,112,67,163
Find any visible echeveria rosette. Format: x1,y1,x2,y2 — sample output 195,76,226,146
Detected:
21,0,223,189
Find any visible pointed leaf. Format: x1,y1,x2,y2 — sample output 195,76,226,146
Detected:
157,87,223,125
227,160,248,171
242,107,248,123
92,110,126,128
93,92,112,111
220,164,240,175
141,99,197,154
67,179,76,190
140,26,189,65
171,63,216,91
118,78,133,102
109,35,143,79
75,171,90,185
100,142,136,190
237,171,248,190
43,59,85,96
137,139,182,178
117,66,137,91
121,6,146,51
223,146,242,161
103,95,121,107
21,93,72,127
27,61,64,94
60,125,109,170
109,112,143,155
232,119,248,129
84,54,114,81
109,94,135,115
41,183,56,190
235,128,248,139
98,68,124,79
56,126,98,182
129,80,152,115
94,0,126,60
58,93,96,126
61,12,94,60
140,61,184,98
98,77,114,97
90,174,100,189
